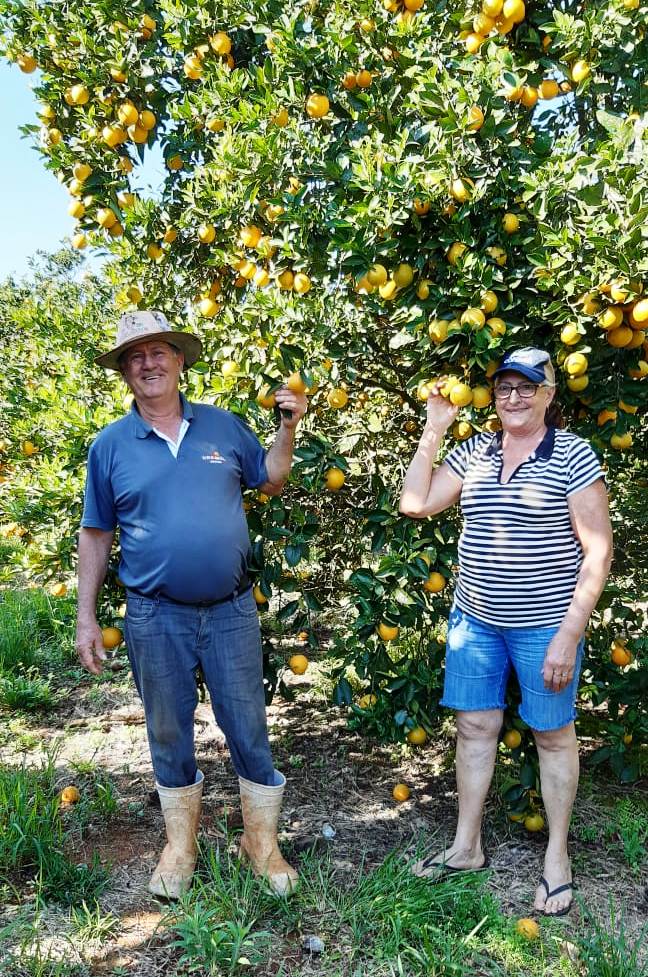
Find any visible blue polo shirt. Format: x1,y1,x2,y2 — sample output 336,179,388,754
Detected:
81,395,268,603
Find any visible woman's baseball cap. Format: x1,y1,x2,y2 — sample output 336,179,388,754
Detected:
493,347,555,385
95,311,203,371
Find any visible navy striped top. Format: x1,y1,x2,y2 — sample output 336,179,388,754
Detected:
444,427,604,627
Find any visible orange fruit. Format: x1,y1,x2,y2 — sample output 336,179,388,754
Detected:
516,918,540,940
520,86,538,108
449,383,473,407
571,60,591,83
358,693,377,709
472,386,492,409
598,306,624,330
327,388,348,409
253,584,268,605
461,308,486,329
406,726,428,746
563,352,588,376
611,644,632,666
199,298,220,318
367,264,387,287
524,813,545,832
240,224,262,248
287,371,308,394
59,785,81,806
503,729,522,749
392,783,410,802
447,242,467,265
210,31,231,55
306,93,330,118
502,212,520,233
102,626,123,649
49,582,67,598
467,105,485,130
197,224,216,244
539,79,560,99
288,653,309,674
423,572,446,593
377,622,399,641
293,272,312,294
610,433,633,450
393,263,414,287
325,467,345,491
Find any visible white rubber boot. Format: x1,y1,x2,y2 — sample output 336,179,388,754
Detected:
238,771,299,896
148,770,204,899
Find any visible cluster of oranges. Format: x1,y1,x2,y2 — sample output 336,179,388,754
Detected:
183,31,235,80
559,282,648,450
460,0,527,54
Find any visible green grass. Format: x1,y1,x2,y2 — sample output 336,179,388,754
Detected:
576,900,648,977
164,836,564,977
0,754,112,907
0,589,78,712
573,796,648,874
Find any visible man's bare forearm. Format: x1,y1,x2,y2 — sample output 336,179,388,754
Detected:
262,424,296,491
77,527,114,622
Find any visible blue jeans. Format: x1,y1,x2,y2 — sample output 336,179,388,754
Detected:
440,605,584,731
124,587,276,789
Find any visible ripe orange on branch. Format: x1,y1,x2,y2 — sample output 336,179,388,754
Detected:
102,627,123,649
306,93,330,118
325,467,345,491
377,622,399,641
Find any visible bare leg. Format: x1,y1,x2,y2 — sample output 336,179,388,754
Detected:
532,722,579,914
413,709,502,876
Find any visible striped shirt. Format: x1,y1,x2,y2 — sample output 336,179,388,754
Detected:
444,427,604,627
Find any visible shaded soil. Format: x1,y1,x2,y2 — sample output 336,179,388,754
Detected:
1,657,647,975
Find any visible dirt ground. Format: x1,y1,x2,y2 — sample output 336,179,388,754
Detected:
2,658,647,976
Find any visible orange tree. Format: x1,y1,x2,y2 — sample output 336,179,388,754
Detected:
1,0,647,804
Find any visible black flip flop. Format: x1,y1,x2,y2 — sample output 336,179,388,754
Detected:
539,875,576,917
413,853,490,879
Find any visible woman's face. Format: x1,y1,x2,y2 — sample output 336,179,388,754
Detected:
494,370,555,435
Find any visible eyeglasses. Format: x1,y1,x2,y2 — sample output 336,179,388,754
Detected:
493,382,546,400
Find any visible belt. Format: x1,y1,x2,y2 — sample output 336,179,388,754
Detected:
127,577,251,608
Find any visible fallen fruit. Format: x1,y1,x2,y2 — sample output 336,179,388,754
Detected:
392,783,410,802
60,785,81,806
516,917,540,940
288,653,309,674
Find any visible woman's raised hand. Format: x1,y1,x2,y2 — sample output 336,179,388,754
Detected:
424,378,460,434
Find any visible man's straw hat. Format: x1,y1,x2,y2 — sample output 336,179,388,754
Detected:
95,311,202,371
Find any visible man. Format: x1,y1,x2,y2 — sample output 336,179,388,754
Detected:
76,310,308,899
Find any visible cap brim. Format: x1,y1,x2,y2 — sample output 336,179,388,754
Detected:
95,332,203,371
492,363,547,383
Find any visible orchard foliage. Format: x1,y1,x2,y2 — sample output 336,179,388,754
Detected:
1,0,647,794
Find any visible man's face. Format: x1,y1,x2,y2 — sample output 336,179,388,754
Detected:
120,340,184,405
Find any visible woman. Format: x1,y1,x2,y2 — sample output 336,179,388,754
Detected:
399,347,612,916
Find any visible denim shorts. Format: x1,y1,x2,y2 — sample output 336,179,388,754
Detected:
124,587,276,789
439,605,583,732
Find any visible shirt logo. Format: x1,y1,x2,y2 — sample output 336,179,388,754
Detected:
202,449,225,464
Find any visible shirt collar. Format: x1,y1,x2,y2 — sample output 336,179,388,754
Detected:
485,426,555,459
131,392,194,439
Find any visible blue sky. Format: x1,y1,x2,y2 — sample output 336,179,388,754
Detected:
0,61,74,279
1,62,165,281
